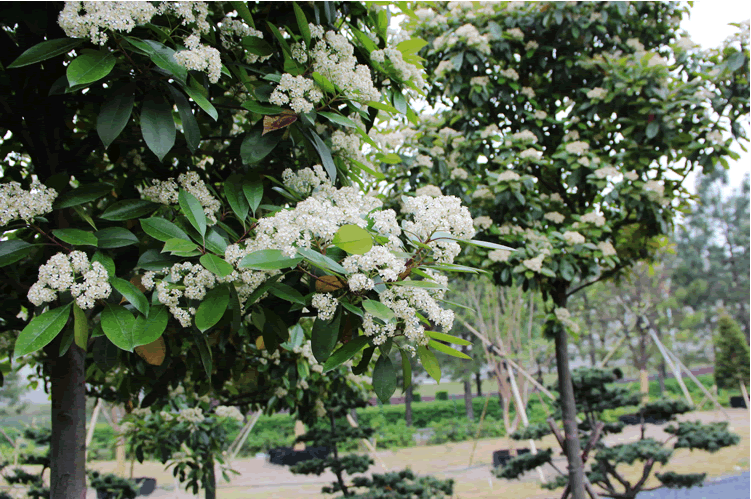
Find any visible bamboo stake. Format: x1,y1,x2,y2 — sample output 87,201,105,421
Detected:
84,398,103,462
663,345,729,418
648,329,693,406
597,336,625,368
739,379,749,405
468,393,492,467
229,412,261,461
346,413,388,471
508,364,546,483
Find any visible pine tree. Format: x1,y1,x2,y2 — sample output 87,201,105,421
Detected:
713,314,750,390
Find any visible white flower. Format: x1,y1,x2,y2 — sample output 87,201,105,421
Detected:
274,387,288,398
563,231,586,245
533,110,547,120
597,241,617,257
644,180,665,197
140,172,221,224
500,68,519,81
470,76,490,87
520,149,541,160
0,180,58,226
28,253,111,309
506,28,524,40
544,212,565,224
586,87,607,99
706,130,724,143
565,141,590,155
348,273,374,292
511,130,537,143
594,166,620,179
555,307,580,334
415,185,442,197
174,35,222,83
177,407,205,425
488,249,511,262
215,406,244,422
525,40,539,51
450,168,469,180
473,216,493,230
521,87,535,99
522,254,545,273
624,171,639,181
311,293,338,321
580,212,606,227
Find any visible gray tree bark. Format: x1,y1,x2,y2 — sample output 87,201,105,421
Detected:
463,379,474,421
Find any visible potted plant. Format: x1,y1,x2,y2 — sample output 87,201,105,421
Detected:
88,471,138,499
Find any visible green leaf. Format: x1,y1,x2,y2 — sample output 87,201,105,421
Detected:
178,189,206,237
8,38,83,68
646,121,659,139
194,332,213,380
418,345,441,382
318,111,357,128
132,305,169,345
241,129,281,164
727,51,745,72
458,239,515,251
52,228,98,247
73,303,88,352
58,327,74,357
269,282,306,305
184,80,218,120
92,251,115,277
168,85,201,153
353,344,375,375
293,2,311,46
366,100,398,115
94,227,139,248
242,180,263,216
56,183,113,208
428,339,471,359
110,277,149,316
241,100,284,115
340,301,364,317
401,349,412,393
66,50,116,87
136,249,176,271
425,330,471,346
379,153,402,165
13,303,72,360
73,206,97,231
396,38,428,55
101,200,158,221
238,249,302,270
205,228,228,255
141,91,176,162
362,299,395,322
101,303,137,352
240,36,274,57
312,308,342,363
93,336,119,372
266,21,293,57
200,253,234,277
373,355,397,403
162,238,198,255
142,39,188,84
97,85,135,148
230,1,255,27
309,131,337,182
392,91,408,115
0,240,34,267
224,176,249,224
332,224,373,254
296,247,346,275
323,335,370,373
390,280,446,290
140,217,190,243
195,285,230,332
311,72,337,94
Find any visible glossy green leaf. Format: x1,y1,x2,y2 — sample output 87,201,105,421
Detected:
110,277,149,316
94,227,138,248
352,344,375,375
205,228,228,255
73,206,97,231
646,121,659,139
168,85,200,153
56,183,113,209
293,2,311,46
0,240,34,267
52,228,98,247
136,249,177,271
97,85,135,148
195,285,230,332
458,239,515,251
390,280,446,290
396,37,428,55
140,217,190,243
323,336,368,373
13,303,72,360
241,129,281,164
311,72,337,94
199,253,234,277
230,1,255,27
362,299,395,322
132,305,169,346
142,39,188,84
312,309,341,363
373,355,397,403
194,332,213,380
184,81,218,120
224,175,249,224
141,91,176,162
242,180,263,216
67,51,116,87
162,238,198,255
332,224,373,254
366,100,399,115
93,336,119,372
238,249,302,270
379,153,402,164
73,302,88,352
425,330,471,346
428,339,471,359
269,282,306,305
296,247,346,275
58,328,74,357
100,199,158,221
241,99,284,115
92,252,115,277
418,345,441,382
178,189,206,237
240,36,274,57
101,303,137,352
318,111,357,128
309,131,337,182
8,38,82,68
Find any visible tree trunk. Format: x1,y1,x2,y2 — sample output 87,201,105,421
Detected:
463,379,474,421
405,384,413,427
204,454,216,499
657,361,667,395
553,310,586,499
475,371,483,397
587,332,597,367
49,343,87,499
639,368,650,403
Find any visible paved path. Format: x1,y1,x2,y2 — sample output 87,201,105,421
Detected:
637,472,750,499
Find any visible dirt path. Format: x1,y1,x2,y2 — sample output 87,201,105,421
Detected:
91,408,749,499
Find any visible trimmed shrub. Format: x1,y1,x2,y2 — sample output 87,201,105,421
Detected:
435,391,449,401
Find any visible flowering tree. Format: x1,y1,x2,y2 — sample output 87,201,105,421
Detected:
395,3,750,498
0,2,492,498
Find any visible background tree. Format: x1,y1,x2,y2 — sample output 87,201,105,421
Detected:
713,313,750,393
400,4,749,497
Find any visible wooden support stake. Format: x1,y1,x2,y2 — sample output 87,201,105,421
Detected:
598,336,625,369
84,398,103,462
508,364,545,483
468,394,492,467
740,379,750,405
648,330,693,406
229,412,261,462
346,413,388,471
665,346,729,419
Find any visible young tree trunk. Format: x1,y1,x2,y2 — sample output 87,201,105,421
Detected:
587,332,597,367
552,287,585,499
48,343,87,499
204,454,216,499
657,361,667,395
475,371,483,397
639,368,650,403
463,379,474,421
405,383,413,427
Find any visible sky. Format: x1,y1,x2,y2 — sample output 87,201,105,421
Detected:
682,1,750,193
3,2,750,404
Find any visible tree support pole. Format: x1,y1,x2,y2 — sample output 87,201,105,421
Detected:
648,329,693,406
666,347,728,418
739,380,749,405
84,398,103,462
508,365,546,483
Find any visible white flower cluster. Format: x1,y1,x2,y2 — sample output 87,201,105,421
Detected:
343,246,406,283
624,171,639,181
1,180,58,226
525,40,539,51
415,185,442,197
434,60,455,78
643,180,665,197
521,87,535,99
268,73,322,114
511,130,538,143
586,87,607,99
594,166,620,179
522,254,545,273
706,130,724,144
533,110,547,120
519,149,541,160
311,293,338,321
580,212,606,227
177,407,205,429
563,231,586,245
143,262,217,327
544,212,566,224
488,248,511,262
451,168,469,180
348,273,375,292
565,141,590,155
506,27,525,41
401,195,475,263
554,307,580,334
58,1,158,45
219,17,272,65
282,164,328,194
174,34,222,83
28,251,111,309
473,216,493,230
497,170,522,182
470,76,490,87
370,47,425,89
214,405,244,422
500,68,520,81
597,241,617,257
140,171,222,224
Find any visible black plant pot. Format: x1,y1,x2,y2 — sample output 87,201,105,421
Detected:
492,448,530,467
268,446,331,466
134,477,157,496
730,396,748,409
618,413,666,425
